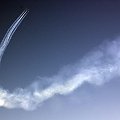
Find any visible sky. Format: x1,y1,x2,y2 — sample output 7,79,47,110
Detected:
0,0,120,120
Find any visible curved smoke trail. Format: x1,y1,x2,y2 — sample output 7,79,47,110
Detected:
0,10,120,110
0,9,29,62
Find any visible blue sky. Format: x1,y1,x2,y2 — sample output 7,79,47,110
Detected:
0,0,120,119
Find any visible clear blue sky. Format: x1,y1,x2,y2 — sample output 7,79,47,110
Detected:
0,0,120,120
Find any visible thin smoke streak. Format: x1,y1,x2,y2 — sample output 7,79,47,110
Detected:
0,9,29,62
0,10,120,110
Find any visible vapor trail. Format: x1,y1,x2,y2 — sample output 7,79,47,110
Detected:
0,9,29,62
0,10,120,111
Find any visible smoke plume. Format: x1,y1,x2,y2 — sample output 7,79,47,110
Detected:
0,10,120,110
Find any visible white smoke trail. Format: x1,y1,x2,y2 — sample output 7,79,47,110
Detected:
0,9,29,62
0,10,120,111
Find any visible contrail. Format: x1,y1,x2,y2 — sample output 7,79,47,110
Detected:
0,9,29,62
0,10,120,111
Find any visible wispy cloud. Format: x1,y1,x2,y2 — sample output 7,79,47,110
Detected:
0,10,120,110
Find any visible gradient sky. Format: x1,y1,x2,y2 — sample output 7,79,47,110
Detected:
0,0,120,120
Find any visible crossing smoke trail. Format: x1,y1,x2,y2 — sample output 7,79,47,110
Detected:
0,10,120,111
